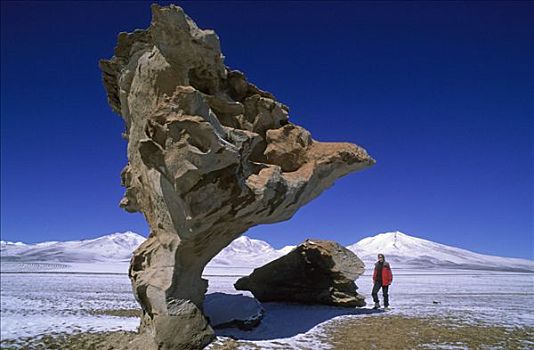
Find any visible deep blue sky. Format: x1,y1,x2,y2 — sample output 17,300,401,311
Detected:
1,1,532,259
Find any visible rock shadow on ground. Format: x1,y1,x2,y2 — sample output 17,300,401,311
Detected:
214,299,382,340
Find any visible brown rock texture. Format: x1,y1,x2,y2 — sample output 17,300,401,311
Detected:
100,4,374,349
234,239,366,307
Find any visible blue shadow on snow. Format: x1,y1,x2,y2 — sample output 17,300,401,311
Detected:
212,293,382,340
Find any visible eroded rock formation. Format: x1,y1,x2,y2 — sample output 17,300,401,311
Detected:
100,4,374,349
235,239,366,307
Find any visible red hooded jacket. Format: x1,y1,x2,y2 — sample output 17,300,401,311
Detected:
373,261,393,286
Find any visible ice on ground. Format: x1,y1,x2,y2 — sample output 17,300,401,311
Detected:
0,273,140,341
1,314,139,341
1,268,533,348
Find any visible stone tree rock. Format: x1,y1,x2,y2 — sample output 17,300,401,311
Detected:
235,239,366,307
100,4,374,349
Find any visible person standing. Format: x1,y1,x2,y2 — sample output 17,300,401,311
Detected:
372,253,393,310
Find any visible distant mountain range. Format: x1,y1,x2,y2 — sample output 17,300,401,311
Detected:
1,231,533,272
347,231,534,272
0,231,144,263
208,236,292,267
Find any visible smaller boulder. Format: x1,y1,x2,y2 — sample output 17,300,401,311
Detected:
204,293,264,330
234,239,366,307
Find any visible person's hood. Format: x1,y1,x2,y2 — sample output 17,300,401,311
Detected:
375,258,390,268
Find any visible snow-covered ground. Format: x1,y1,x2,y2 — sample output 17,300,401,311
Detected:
2,231,533,347
1,268,533,348
0,273,140,340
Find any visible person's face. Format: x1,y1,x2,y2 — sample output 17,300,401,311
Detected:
378,255,384,262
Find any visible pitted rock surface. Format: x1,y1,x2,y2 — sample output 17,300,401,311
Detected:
235,239,366,307
100,4,374,349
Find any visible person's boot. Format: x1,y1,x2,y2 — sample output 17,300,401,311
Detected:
372,302,380,309
383,305,390,311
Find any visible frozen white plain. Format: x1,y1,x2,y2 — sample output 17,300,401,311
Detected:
1,268,533,349
1,231,534,348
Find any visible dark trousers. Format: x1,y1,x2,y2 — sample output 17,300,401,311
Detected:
372,281,389,307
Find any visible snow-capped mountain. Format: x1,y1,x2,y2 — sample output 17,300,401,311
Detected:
0,231,146,262
208,236,288,267
0,241,27,246
347,231,534,272
2,230,532,272
0,232,288,267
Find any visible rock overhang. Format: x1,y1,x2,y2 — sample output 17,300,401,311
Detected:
100,4,374,349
